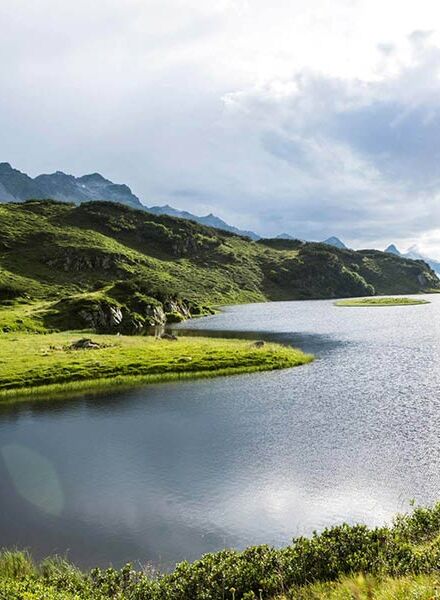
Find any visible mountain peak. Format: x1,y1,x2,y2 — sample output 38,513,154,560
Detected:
385,244,401,256
0,163,143,208
0,162,14,174
78,173,108,184
276,233,295,240
323,236,347,249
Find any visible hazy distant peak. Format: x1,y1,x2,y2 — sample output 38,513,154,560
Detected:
385,244,401,255
275,233,296,240
147,204,260,239
384,243,440,275
323,236,347,249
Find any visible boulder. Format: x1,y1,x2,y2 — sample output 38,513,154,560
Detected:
160,333,178,341
79,303,123,331
69,338,101,350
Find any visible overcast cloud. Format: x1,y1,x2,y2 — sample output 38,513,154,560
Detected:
2,1,440,254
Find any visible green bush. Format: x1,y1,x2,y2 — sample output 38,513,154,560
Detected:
166,311,185,323
4,504,440,599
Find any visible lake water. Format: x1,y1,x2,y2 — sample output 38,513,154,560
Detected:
1,296,440,569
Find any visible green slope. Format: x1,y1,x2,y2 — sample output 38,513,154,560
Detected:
0,200,438,332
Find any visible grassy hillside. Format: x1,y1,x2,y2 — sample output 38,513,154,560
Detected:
2,503,440,599
0,200,438,332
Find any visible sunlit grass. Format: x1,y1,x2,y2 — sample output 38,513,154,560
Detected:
277,574,440,599
0,331,312,402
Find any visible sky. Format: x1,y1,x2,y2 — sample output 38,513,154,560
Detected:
2,1,440,256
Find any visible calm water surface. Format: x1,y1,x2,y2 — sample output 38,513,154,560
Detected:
1,296,440,568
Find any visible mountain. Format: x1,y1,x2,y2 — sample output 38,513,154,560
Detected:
0,163,261,240
385,244,401,256
275,233,296,240
385,243,440,274
147,204,260,240
323,236,348,249
0,200,438,333
0,162,144,209
276,233,348,248
405,246,440,275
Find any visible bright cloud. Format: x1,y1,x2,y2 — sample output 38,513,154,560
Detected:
2,1,440,253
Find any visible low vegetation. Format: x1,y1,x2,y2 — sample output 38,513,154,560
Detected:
335,297,431,307
0,331,312,401
3,503,440,599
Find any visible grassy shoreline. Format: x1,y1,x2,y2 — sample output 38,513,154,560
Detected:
0,331,312,403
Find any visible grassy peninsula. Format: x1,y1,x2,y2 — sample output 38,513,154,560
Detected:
335,297,431,307
3,503,440,599
0,331,311,402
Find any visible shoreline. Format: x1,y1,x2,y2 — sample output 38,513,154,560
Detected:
0,360,313,404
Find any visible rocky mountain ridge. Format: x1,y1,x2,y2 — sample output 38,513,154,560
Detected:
0,162,144,209
385,243,440,275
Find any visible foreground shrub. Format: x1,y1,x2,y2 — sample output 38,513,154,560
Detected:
3,503,440,599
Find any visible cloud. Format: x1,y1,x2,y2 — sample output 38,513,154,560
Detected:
3,1,440,252
208,35,440,245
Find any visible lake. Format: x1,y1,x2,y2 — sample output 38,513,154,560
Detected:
1,296,439,569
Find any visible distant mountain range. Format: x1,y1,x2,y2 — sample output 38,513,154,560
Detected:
0,162,144,209
0,162,352,245
0,162,262,240
147,204,260,240
275,233,348,249
385,244,440,275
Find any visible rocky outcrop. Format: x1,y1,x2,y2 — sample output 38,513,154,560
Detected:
78,302,123,331
120,304,167,334
47,294,197,334
171,235,201,257
417,273,429,287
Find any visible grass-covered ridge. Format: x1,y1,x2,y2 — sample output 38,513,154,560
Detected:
0,331,311,401
0,200,438,332
3,503,440,599
335,297,431,307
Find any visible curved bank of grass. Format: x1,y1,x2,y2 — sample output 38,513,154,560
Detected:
0,331,312,402
335,296,430,307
